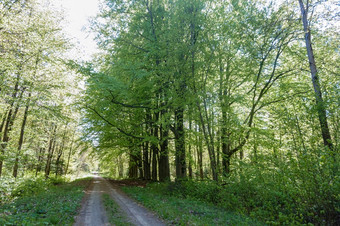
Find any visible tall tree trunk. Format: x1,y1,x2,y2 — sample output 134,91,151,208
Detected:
0,77,22,177
36,148,44,176
13,93,31,178
45,125,57,178
142,141,151,180
55,128,67,177
128,150,138,178
195,99,218,181
159,124,170,181
197,124,204,180
138,146,143,179
143,112,152,180
174,108,186,179
118,154,124,178
216,129,221,175
151,126,158,181
188,118,193,179
298,0,333,150
64,134,75,175
0,109,8,177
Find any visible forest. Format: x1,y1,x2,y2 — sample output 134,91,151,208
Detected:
0,0,339,225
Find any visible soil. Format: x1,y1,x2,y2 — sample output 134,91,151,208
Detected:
74,176,164,226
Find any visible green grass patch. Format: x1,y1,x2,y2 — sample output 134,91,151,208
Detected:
102,193,131,226
122,183,260,226
0,177,92,225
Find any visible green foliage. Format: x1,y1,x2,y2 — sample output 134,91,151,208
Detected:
0,176,48,204
147,147,340,225
123,183,259,225
0,177,90,225
102,193,131,226
11,177,51,198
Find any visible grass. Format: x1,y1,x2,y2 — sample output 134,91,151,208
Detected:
102,193,131,226
0,177,91,225
122,183,261,226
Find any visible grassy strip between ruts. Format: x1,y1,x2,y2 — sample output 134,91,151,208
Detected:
102,193,132,226
122,183,262,226
0,177,92,225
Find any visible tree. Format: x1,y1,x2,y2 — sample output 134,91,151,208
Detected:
298,0,333,150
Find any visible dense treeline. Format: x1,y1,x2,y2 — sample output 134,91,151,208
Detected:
81,0,339,224
1,0,338,224
0,0,84,178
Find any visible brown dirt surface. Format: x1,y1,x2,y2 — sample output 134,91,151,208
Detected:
73,176,165,226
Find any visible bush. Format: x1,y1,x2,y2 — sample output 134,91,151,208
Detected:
0,175,70,205
0,177,88,225
11,177,50,198
155,147,339,225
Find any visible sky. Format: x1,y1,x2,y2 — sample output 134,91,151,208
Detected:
47,0,339,61
50,0,101,61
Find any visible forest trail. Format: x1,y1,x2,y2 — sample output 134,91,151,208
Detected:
74,176,164,226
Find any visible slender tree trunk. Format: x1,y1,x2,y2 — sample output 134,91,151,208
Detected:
0,109,9,177
128,149,138,178
142,141,151,180
36,148,44,176
0,107,8,133
64,134,75,175
197,124,204,180
13,93,31,178
298,0,333,150
151,126,158,181
216,129,220,175
144,112,152,180
196,101,218,181
0,84,22,177
188,118,193,179
45,125,57,178
175,108,186,179
138,146,143,179
159,124,170,181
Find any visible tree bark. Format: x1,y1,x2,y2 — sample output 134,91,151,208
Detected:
45,124,57,178
143,141,151,180
174,108,186,179
188,118,193,179
151,126,158,181
298,0,333,150
55,128,67,177
159,123,170,181
13,93,31,178
64,134,75,175
35,148,44,176
0,75,22,177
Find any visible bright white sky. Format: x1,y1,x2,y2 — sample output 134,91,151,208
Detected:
47,0,339,62
50,0,101,61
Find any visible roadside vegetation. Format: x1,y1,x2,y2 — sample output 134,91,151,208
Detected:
122,153,339,226
0,176,91,225
123,182,260,226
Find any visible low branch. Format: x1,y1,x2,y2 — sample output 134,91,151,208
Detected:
86,105,144,140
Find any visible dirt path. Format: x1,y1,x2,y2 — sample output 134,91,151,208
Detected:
74,176,164,226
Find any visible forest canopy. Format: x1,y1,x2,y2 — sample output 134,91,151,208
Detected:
0,0,339,224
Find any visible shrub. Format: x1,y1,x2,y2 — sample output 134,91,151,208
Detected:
157,147,339,225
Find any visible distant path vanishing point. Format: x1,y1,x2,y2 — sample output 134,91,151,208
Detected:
74,176,164,226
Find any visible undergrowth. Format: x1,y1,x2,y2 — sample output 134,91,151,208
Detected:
123,148,339,225
122,184,259,225
0,176,91,225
